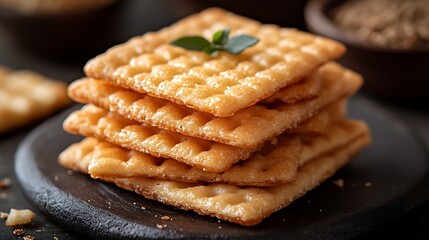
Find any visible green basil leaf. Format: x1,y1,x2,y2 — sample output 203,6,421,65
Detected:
170,36,212,52
213,28,230,45
222,35,259,54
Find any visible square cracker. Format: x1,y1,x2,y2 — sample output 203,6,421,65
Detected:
62,132,371,226
261,67,321,104
63,102,351,173
84,8,345,117
59,120,368,187
0,69,70,133
68,62,362,148
63,104,257,172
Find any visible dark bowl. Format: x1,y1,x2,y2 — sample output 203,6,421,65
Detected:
0,0,123,61
305,0,429,101
180,0,309,29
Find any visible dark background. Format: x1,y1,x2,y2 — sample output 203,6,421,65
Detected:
0,0,428,239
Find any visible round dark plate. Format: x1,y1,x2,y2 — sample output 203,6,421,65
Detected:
15,96,429,239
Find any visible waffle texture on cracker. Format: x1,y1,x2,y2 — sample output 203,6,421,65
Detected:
63,104,256,172
59,119,367,186
0,68,70,133
61,131,371,226
262,68,321,104
84,8,346,117
69,62,362,148
288,100,346,136
60,135,300,187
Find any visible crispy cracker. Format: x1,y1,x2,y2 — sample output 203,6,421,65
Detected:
63,102,351,173
59,120,367,187
288,99,346,136
68,62,362,148
84,8,345,117
64,132,371,226
63,104,257,172
299,120,369,165
262,68,321,104
58,137,95,173
60,135,300,187
0,69,70,133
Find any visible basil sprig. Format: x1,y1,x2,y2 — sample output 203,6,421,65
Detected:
170,28,259,55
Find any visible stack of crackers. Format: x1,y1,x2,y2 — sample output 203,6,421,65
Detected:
59,8,371,226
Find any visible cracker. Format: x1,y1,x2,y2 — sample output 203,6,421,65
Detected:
60,135,300,187
58,137,96,173
68,120,366,187
63,101,351,173
84,8,345,117
299,120,369,165
262,67,321,104
111,134,371,226
288,99,346,136
63,104,257,172
68,62,362,148
64,132,371,226
0,69,70,133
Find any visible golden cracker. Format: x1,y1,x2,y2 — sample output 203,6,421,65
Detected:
63,132,371,226
84,8,345,117
59,120,367,187
0,69,70,133
262,68,321,104
60,135,300,187
87,120,366,186
63,104,256,172
63,102,352,173
110,134,371,226
299,120,369,165
58,137,96,173
69,62,362,148
288,99,346,136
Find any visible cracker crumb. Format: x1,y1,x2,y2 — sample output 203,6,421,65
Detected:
66,170,74,175
365,182,372,187
0,192,7,199
319,209,323,213
6,209,35,226
218,226,222,229
141,206,146,210
13,228,25,236
156,224,163,229
133,202,136,205
332,179,345,188
54,176,59,181
23,235,35,240
161,216,170,220
0,178,11,189
270,138,278,145
1,212,9,219
54,237,59,240
155,214,158,217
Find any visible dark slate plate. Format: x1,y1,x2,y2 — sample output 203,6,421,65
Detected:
15,96,429,240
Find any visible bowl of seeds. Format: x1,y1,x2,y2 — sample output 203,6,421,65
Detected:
305,0,429,101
